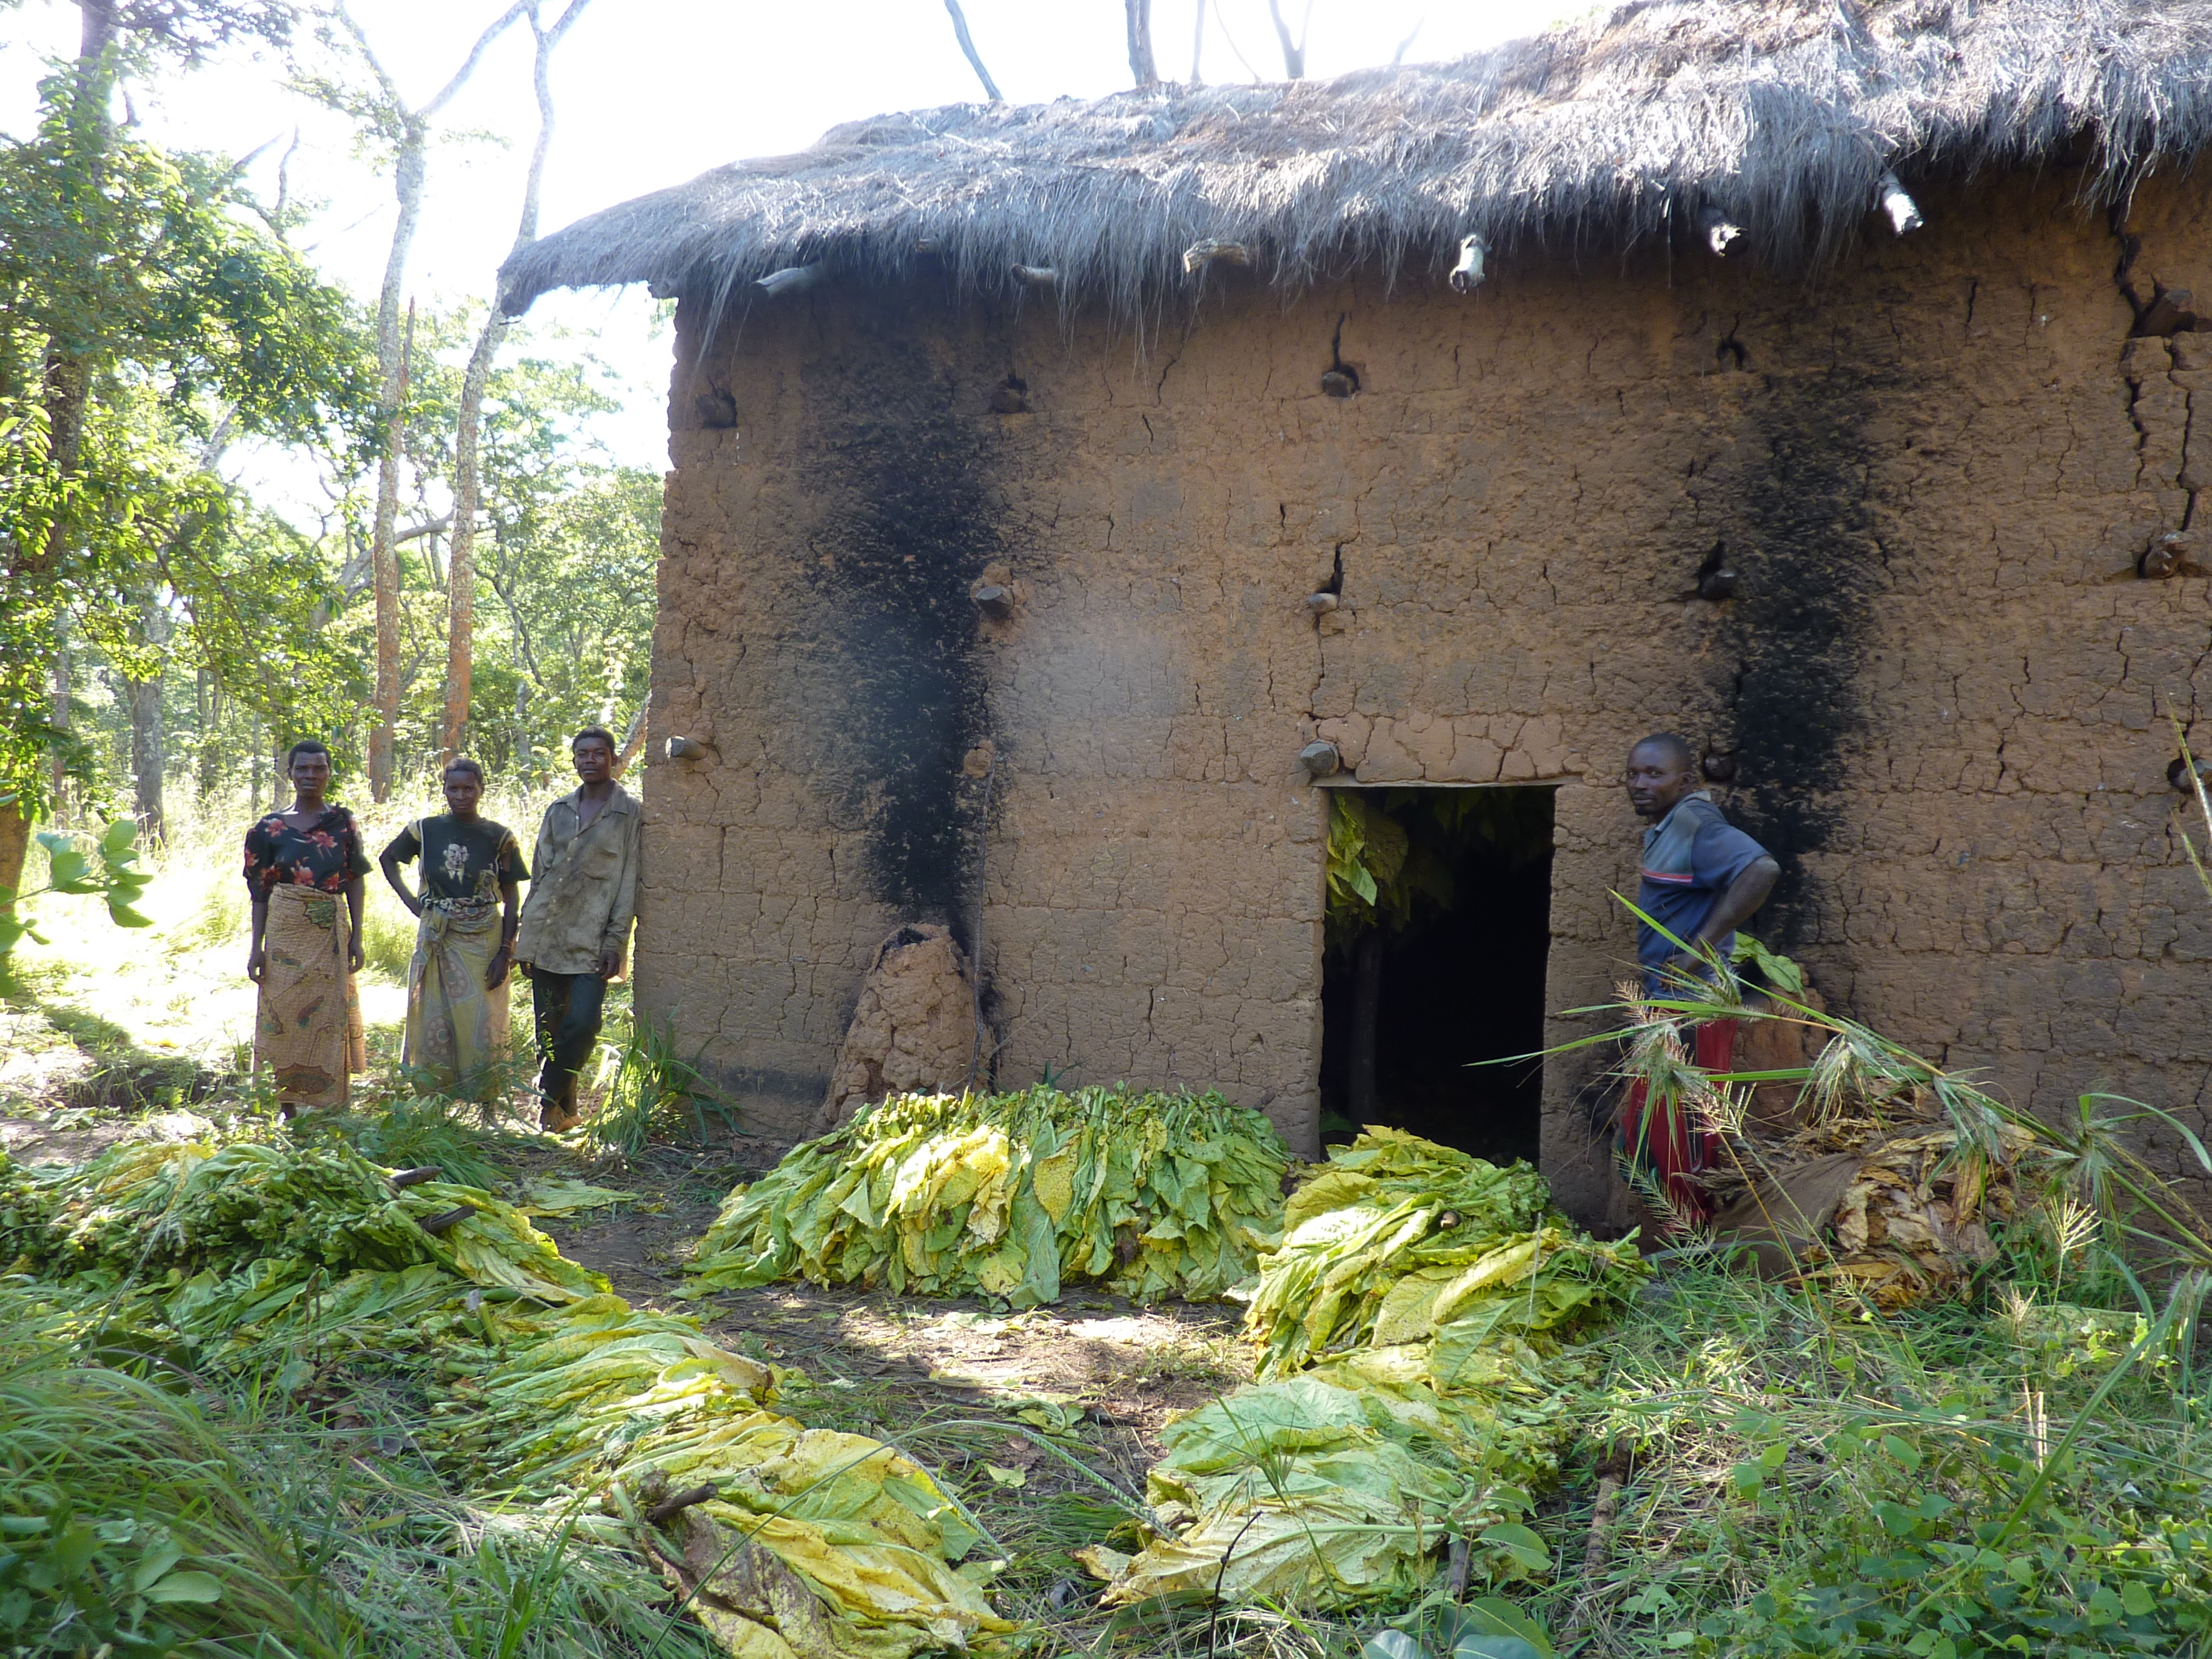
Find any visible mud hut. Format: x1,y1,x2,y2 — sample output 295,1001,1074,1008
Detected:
505,0,2212,1223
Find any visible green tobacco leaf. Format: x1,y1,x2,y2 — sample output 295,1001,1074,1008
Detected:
141,1569,223,1604
1362,1630,1427,1659
107,903,155,928
100,819,137,857
129,1540,184,1592
1729,934,1804,994
1450,1597,1556,1659
1478,1523,1551,1575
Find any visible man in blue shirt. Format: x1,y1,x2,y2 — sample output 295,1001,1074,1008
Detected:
1620,733,1780,1223
1627,734,1779,989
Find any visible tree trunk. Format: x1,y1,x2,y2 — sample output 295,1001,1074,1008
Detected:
1125,0,1158,84
336,0,534,799
443,1,590,766
127,671,164,843
195,669,221,799
127,592,169,841
0,800,28,917
33,1,112,580
249,713,264,815
443,313,492,765
1190,0,1207,84
1347,928,1384,1124
514,679,533,782
49,635,70,827
1265,0,1309,78
367,273,420,801
613,703,646,779
940,0,1001,101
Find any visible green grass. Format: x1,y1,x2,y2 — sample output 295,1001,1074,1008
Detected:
357,901,417,980
1520,1254,2212,1658
320,1086,527,1190
581,997,737,1158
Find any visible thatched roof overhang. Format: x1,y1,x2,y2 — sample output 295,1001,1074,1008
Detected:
502,0,2212,323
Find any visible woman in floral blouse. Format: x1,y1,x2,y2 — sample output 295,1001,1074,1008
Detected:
243,739,371,1113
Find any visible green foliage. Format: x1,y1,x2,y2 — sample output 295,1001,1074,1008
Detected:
1,1127,1003,1659
1364,1598,1557,1659
685,1087,1293,1305
355,895,417,979
0,1270,714,1659
0,819,152,955
1728,933,1804,995
329,1090,519,1193
0,1304,352,1659
1325,790,1551,949
0,69,376,817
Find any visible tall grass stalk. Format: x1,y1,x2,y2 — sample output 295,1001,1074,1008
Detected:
583,1004,734,1157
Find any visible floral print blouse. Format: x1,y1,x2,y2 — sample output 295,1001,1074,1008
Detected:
243,806,372,897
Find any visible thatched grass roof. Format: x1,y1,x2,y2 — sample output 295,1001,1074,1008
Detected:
503,0,2212,320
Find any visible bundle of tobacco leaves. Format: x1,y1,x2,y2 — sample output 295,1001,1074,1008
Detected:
1,1134,1011,1659
1703,1113,2037,1309
1087,1130,1646,1609
1243,1127,1587,1378
1,1136,602,1303
683,1087,1292,1306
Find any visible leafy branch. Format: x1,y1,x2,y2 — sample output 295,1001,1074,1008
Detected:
0,816,153,955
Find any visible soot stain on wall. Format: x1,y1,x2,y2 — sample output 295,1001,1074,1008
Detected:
1708,367,1889,945
792,325,1000,937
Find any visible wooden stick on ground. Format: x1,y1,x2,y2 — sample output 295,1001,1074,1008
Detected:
1562,1441,1631,1647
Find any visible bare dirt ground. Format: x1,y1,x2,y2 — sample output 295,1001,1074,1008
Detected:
512,1136,1252,1460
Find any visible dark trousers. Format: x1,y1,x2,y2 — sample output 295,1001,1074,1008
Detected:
530,968,606,1116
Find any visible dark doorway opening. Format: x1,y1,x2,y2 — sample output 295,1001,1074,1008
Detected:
1318,786,1555,1165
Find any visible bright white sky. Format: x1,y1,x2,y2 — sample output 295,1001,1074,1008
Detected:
2,0,1583,491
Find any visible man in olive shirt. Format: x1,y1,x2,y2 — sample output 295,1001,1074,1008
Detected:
515,726,639,1130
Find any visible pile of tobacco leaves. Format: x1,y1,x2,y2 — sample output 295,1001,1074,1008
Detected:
0,1133,1009,1659
683,1087,1292,1306
1086,1128,1646,1608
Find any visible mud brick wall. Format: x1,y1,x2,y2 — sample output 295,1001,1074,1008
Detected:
637,167,2212,1224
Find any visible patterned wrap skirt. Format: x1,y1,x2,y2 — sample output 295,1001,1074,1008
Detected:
403,900,511,1102
256,883,366,1111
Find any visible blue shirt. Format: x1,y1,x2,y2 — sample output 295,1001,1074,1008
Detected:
1636,794,1768,988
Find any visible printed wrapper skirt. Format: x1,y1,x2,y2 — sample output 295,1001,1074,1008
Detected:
255,883,366,1111
403,902,511,1102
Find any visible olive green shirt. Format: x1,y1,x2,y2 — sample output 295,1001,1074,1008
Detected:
514,785,638,974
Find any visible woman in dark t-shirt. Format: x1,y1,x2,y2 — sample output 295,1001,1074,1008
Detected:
379,757,529,1103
